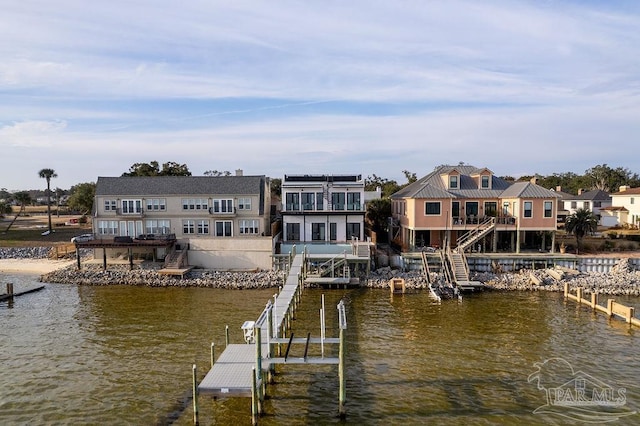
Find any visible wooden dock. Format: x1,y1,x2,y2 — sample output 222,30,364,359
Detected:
564,283,640,328
195,248,348,424
158,266,194,278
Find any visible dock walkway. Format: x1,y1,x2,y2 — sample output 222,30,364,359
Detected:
195,248,348,424
198,253,305,396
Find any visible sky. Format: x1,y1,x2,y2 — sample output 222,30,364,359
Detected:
2,1,640,191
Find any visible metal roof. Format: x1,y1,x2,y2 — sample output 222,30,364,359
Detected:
391,165,555,200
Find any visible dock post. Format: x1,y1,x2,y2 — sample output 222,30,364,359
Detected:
576,287,583,304
192,364,199,425
268,305,275,383
563,282,569,298
76,247,81,270
103,248,107,270
607,299,614,317
338,326,346,419
255,327,263,413
7,283,14,297
251,367,259,425
225,325,230,346
128,248,133,270
591,292,598,311
211,342,215,368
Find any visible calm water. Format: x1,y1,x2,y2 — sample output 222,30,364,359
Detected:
1,274,639,425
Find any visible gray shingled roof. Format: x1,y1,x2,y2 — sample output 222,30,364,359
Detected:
572,189,611,201
95,176,266,197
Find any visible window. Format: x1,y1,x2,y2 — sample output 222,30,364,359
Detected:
425,202,441,215
146,219,170,234
316,193,324,210
104,200,117,211
98,220,118,235
544,201,553,218
593,201,602,208
215,220,232,237
121,199,142,214
466,202,479,217
239,219,259,235
484,202,497,217
347,193,361,210
452,201,460,219
286,223,300,240
212,199,233,213
481,175,490,189
183,220,195,234
329,223,337,241
632,198,635,205
197,220,209,234
331,192,345,210
583,201,589,209
182,199,208,210
146,198,166,211
302,193,315,210
238,198,252,210
312,223,325,241
570,201,577,209
503,202,510,216
346,223,360,240
285,193,299,211
524,201,533,218
449,175,458,189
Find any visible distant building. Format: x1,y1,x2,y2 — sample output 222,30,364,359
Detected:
560,189,612,225
601,186,640,228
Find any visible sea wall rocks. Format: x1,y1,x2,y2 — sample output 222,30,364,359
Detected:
478,257,640,296
0,247,52,259
40,263,284,289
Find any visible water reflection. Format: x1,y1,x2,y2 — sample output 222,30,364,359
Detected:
1,275,639,425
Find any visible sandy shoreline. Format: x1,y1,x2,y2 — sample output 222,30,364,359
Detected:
0,259,76,275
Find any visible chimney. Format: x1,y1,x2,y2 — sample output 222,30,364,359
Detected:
235,169,243,176
530,176,538,185
556,186,562,192
578,188,584,195
619,185,630,192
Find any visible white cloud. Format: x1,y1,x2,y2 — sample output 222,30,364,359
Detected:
1,120,67,147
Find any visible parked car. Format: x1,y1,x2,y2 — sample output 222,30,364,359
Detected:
71,233,94,243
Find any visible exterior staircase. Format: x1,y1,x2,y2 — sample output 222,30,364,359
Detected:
163,247,188,269
456,217,496,252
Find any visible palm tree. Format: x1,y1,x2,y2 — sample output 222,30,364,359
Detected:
565,208,598,254
4,191,31,232
38,168,58,234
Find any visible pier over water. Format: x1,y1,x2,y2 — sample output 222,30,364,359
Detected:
195,248,347,424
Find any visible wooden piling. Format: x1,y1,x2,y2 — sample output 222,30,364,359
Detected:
251,367,258,425
211,342,215,368
192,364,199,425
7,283,14,297
225,325,229,346
338,326,346,419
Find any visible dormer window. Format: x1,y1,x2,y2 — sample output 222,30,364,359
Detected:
481,175,490,189
449,175,458,189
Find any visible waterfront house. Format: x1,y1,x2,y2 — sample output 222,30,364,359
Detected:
92,172,273,269
281,174,366,244
601,186,640,228
390,165,561,253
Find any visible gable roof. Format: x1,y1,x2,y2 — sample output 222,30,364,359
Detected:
96,175,266,197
